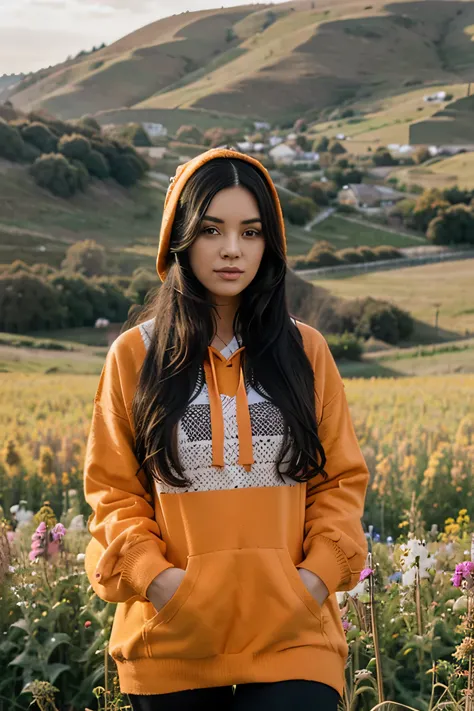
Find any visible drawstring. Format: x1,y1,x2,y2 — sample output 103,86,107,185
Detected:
203,347,255,472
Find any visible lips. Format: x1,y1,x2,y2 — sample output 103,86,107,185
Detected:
215,268,243,273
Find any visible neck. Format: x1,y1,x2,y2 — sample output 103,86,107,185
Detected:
210,294,240,342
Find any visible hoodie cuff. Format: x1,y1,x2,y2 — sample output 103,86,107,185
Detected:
296,534,353,596
117,540,175,600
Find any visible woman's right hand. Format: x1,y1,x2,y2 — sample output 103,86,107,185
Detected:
146,567,186,613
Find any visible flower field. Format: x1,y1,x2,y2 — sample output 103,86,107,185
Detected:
0,372,473,710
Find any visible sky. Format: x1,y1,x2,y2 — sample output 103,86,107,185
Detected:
0,0,286,76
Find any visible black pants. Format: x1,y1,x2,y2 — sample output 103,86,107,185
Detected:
128,679,340,710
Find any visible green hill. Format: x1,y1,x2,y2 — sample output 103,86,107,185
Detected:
409,93,474,145
5,0,474,127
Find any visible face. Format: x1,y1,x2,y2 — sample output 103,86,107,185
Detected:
188,185,266,303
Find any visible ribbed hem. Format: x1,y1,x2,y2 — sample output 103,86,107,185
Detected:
118,540,174,600
296,535,352,595
114,646,345,697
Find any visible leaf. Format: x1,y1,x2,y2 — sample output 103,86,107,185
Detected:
10,619,30,632
8,649,42,670
43,633,71,662
46,663,71,684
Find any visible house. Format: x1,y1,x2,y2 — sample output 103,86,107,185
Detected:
142,122,168,138
338,184,405,209
269,136,284,147
423,91,447,103
293,150,320,164
268,143,297,164
254,121,271,130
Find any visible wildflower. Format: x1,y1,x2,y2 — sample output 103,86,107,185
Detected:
451,561,474,589
355,669,373,682
399,539,434,587
84,621,92,628
76,553,85,562
453,637,474,662
51,523,66,541
342,619,354,633
359,567,374,582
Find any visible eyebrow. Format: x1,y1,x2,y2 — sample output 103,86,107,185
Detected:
202,215,262,225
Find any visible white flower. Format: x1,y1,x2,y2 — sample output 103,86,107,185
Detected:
400,538,434,586
76,553,85,562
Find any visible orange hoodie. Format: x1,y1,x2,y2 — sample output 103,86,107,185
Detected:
83,148,369,697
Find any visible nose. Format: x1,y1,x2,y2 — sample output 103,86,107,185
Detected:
220,232,242,259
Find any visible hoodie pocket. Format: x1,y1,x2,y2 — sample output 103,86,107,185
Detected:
143,548,331,660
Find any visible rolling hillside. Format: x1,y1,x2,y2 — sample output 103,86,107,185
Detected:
5,0,474,127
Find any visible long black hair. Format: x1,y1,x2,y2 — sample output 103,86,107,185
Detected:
126,156,328,489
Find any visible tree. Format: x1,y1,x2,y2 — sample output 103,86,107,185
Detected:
308,181,330,206
82,149,110,178
426,204,474,245
328,140,346,155
0,119,24,161
176,125,203,144
61,239,107,277
412,188,449,232
415,146,431,164
58,133,92,160
0,272,65,332
30,153,79,198
372,147,397,166
314,135,329,152
21,121,57,152
284,196,317,225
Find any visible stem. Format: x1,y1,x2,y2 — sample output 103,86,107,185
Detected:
368,551,384,703
415,566,425,696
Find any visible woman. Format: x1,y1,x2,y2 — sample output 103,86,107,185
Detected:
84,146,370,710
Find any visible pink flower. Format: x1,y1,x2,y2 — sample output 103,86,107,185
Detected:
451,561,474,587
51,523,66,542
359,567,374,582
84,621,92,629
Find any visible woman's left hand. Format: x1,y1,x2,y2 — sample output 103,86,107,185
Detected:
298,568,329,606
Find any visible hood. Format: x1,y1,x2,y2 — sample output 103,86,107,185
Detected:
156,146,287,473
156,145,286,282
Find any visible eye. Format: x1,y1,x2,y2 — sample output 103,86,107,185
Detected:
244,229,261,237
201,226,219,235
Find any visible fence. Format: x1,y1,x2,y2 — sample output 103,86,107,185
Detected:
294,248,474,278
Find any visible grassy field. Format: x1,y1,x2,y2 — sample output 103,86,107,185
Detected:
390,152,474,191
308,215,426,250
311,258,474,338
308,83,470,154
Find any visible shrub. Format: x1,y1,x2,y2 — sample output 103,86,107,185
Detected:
308,181,330,206
306,249,343,267
372,148,397,167
284,196,316,225
427,204,474,245
337,247,366,263
58,133,92,160
20,141,42,163
70,159,90,191
306,240,336,261
80,115,102,132
30,153,79,198
111,153,145,186
356,246,378,262
328,140,346,155
176,125,203,144
61,239,107,277
82,149,110,178
21,121,58,152
326,332,363,360
47,272,106,327
371,245,403,260
0,272,65,332
0,119,24,161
